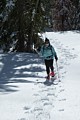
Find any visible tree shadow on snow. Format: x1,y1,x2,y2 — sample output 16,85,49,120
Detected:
0,53,45,94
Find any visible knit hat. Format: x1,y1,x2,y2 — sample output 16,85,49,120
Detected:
45,38,50,43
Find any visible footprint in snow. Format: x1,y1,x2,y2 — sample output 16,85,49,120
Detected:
59,98,66,101
34,93,39,96
59,109,64,112
33,107,43,112
43,102,52,106
24,106,31,111
18,118,26,120
41,98,49,102
47,93,55,96
59,89,65,93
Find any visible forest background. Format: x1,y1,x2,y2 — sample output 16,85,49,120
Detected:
0,0,80,52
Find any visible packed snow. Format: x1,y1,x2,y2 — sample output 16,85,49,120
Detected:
0,31,80,120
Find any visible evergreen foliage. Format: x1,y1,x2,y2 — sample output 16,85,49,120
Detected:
51,0,80,31
0,0,49,52
0,0,80,52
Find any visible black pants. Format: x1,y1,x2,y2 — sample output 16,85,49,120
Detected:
44,59,54,75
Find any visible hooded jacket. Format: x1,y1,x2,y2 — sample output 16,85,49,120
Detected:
40,44,57,60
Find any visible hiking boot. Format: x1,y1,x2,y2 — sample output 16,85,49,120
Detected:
50,72,55,77
46,75,50,80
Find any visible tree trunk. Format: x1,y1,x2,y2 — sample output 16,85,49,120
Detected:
16,15,25,52
15,0,25,52
27,22,33,52
61,15,65,31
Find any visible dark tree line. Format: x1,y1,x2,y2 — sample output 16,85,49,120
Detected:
50,0,80,31
0,0,49,52
0,0,80,52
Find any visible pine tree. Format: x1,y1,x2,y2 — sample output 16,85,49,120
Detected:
0,0,49,52
0,0,6,13
71,0,80,30
0,0,7,50
51,0,76,31
0,0,15,52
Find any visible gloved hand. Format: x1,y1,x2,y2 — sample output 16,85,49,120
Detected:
55,55,58,61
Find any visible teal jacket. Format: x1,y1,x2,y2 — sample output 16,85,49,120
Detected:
40,44,57,60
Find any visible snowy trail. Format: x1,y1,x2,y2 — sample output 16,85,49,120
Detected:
19,35,77,120
0,31,80,120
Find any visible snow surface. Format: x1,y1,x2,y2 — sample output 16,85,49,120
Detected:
0,31,80,120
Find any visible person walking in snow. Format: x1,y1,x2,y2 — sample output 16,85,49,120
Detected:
40,38,58,80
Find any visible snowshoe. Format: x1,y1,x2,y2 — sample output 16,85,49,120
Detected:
46,75,50,80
